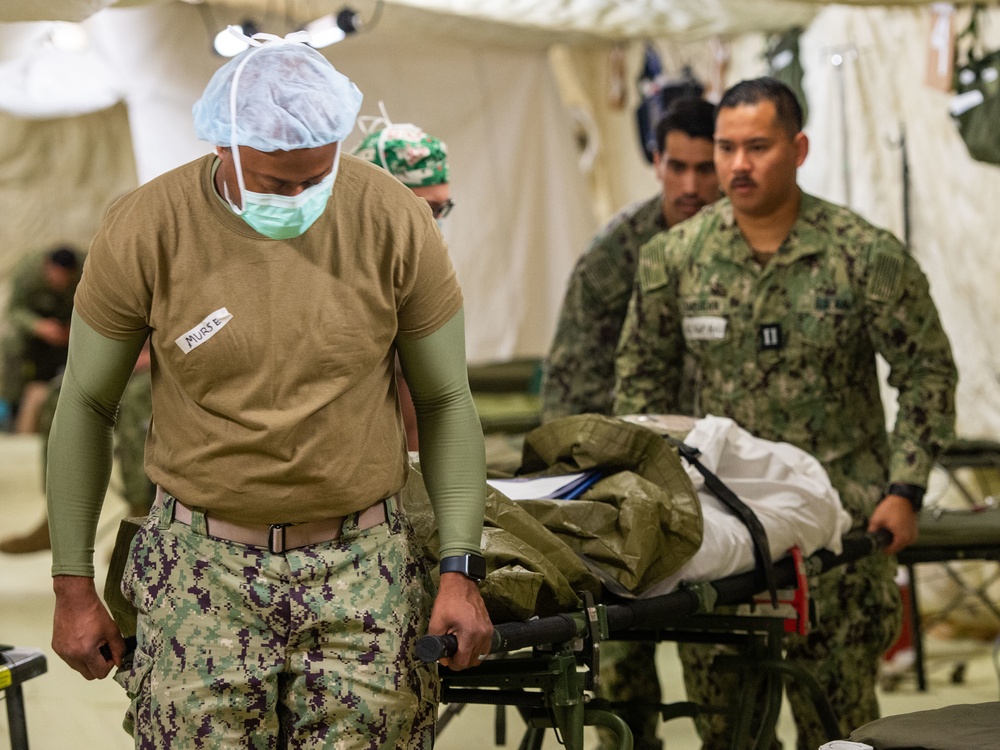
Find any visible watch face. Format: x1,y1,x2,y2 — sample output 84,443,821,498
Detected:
467,553,487,581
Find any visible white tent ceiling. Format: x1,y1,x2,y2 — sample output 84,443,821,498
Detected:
0,0,970,39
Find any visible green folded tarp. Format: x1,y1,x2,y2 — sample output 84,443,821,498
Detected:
403,414,703,622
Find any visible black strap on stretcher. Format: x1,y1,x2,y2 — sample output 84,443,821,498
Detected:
669,438,779,607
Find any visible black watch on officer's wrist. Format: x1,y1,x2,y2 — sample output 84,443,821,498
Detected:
439,553,487,582
885,482,926,513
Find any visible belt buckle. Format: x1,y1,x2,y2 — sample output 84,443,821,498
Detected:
268,524,291,554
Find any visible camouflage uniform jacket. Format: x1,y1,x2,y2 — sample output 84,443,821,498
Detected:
541,194,667,422
6,249,80,337
615,192,957,522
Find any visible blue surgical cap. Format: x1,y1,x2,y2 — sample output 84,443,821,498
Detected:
192,39,363,151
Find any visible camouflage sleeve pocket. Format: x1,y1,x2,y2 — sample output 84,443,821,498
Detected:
637,238,669,293
582,254,631,305
866,249,903,303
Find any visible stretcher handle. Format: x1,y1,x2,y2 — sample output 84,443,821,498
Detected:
416,634,459,663
417,611,582,663
416,629,508,663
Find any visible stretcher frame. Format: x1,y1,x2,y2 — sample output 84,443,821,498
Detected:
420,531,888,750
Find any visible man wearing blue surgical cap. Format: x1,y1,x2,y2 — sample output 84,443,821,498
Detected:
46,33,492,748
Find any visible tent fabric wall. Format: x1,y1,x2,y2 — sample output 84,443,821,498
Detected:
548,38,724,224
766,5,1000,440
0,102,137,312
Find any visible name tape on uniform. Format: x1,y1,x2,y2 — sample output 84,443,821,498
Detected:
175,308,233,354
682,316,727,341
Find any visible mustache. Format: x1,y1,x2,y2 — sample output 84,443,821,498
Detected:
729,176,756,189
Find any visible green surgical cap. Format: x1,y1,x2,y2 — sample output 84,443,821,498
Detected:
351,123,448,187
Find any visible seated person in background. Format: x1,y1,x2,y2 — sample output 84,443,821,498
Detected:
0,246,82,433
352,117,453,450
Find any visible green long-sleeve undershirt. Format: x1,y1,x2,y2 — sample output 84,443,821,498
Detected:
48,308,486,577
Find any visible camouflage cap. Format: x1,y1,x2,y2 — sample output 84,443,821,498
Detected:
351,123,448,187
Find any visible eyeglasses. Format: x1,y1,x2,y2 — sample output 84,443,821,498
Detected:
428,199,455,219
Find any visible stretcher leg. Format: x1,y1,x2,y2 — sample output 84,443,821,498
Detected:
905,562,928,691
5,683,30,750
440,649,634,750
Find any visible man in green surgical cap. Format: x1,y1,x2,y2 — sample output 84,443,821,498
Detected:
353,120,454,449
46,33,491,749
352,121,453,224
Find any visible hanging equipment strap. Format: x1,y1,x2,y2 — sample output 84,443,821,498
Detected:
672,439,779,607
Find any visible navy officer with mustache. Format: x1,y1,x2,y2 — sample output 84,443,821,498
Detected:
615,77,956,749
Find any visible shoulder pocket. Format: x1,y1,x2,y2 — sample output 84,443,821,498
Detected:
582,253,632,305
637,241,668,293
867,250,903,303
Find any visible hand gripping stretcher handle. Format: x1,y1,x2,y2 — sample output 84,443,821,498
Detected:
415,529,894,664
416,611,582,663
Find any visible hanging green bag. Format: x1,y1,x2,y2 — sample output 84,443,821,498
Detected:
765,26,809,125
951,7,1000,165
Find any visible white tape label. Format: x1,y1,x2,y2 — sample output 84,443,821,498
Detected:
175,307,233,354
682,316,727,341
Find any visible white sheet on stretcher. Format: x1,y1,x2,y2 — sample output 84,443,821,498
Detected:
639,415,853,598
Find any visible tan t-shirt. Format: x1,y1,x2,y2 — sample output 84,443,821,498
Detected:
75,153,462,523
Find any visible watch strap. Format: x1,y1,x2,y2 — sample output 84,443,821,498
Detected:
886,482,925,512
439,553,487,582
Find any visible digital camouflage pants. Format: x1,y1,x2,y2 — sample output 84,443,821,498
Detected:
679,553,901,750
115,494,440,750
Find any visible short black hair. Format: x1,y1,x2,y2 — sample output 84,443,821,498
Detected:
654,97,716,154
717,77,803,136
47,246,79,270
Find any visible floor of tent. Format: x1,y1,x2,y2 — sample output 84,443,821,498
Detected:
2,432,999,749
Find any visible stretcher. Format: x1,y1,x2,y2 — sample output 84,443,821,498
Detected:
419,529,890,750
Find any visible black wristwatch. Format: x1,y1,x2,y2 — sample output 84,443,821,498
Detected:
886,482,926,513
439,553,487,582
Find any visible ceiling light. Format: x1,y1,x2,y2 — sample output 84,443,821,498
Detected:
305,7,361,49
213,21,257,57
49,22,89,53
305,15,346,48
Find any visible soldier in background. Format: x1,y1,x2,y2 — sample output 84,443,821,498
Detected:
1,339,153,554
0,246,82,433
540,97,718,750
541,97,719,425
615,77,956,748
